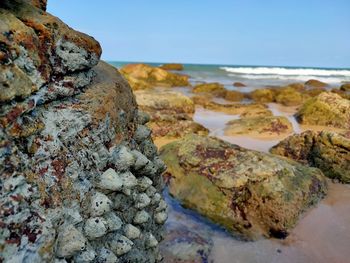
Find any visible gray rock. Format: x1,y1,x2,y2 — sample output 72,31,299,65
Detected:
134,193,151,209
133,210,150,224
111,146,135,171
84,217,108,240
137,111,151,125
124,224,141,240
89,192,112,217
96,248,119,263
154,212,168,224
104,212,123,232
96,168,123,191
132,150,150,171
134,125,152,143
137,176,153,192
108,234,134,256
56,225,87,258
145,233,158,248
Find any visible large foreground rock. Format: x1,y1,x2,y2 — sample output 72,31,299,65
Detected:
271,131,350,183
225,116,293,138
160,134,327,240
0,2,166,262
120,63,189,90
295,92,350,129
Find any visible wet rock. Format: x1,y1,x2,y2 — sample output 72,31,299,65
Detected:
120,63,189,90
295,92,350,129
225,116,293,137
160,134,327,240
56,225,87,258
161,223,213,263
96,168,123,191
271,131,350,183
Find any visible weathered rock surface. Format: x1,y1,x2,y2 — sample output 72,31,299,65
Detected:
271,131,350,183
120,63,189,90
135,89,208,144
159,63,184,71
192,82,244,102
160,134,327,240
0,2,166,262
249,85,309,106
340,83,350,91
295,92,350,129
225,116,293,137
192,96,272,118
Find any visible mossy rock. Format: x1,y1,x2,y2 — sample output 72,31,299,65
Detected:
160,134,327,240
275,87,307,106
295,92,350,129
192,82,227,96
249,88,276,103
225,116,293,137
271,131,350,183
159,63,184,71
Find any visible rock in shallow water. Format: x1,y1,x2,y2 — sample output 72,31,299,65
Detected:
271,130,350,183
160,134,327,240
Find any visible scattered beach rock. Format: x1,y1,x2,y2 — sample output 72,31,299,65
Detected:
120,63,189,90
331,88,350,100
159,63,184,71
340,83,350,91
250,88,276,103
233,82,246,87
275,87,306,106
271,131,350,183
192,82,244,102
135,89,208,145
295,92,350,129
161,223,213,263
225,116,293,138
160,134,327,240
305,79,328,88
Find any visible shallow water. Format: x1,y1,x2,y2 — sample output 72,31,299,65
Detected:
162,88,350,263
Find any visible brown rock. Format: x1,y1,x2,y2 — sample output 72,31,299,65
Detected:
340,83,350,92
305,79,328,88
159,63,184,71
233,82,246,87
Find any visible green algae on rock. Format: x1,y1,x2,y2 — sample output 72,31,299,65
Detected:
295,92,350,129
160,134,327,240
271,131,350,183
225,116,293,137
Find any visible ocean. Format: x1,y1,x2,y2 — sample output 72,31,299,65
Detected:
108,62,350,91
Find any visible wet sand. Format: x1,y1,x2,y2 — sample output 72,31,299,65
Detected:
161,92,350,263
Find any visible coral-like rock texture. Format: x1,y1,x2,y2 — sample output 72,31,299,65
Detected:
0,1,167,262
271,131,350,183
160,134,327,240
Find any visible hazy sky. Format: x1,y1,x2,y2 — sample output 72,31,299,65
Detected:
48,0,350,68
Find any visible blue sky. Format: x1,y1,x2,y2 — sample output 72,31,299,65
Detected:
48,0,350,68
